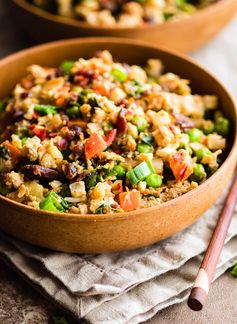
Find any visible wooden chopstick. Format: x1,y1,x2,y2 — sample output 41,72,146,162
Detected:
187,172,237,311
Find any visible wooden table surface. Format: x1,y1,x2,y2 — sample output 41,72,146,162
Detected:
1,1,237,323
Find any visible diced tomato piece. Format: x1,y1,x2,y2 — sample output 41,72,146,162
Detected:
85,133,107,159
169,150,193,181
119,190,141,212
105,129,117,146
3,141,22,166
31,125,46,140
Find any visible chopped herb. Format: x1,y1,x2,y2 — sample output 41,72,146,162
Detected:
0,146,9,160
95,202,122,214
86,172,98,189
142,135,154,146
60,184,71,197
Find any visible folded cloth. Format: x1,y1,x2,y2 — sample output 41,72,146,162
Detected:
0,186,237,324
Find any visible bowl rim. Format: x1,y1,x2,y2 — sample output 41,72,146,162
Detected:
0,36,237,222
12,0,235,32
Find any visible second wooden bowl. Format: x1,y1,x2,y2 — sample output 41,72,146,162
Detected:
11,0,237,52
0,38,236,253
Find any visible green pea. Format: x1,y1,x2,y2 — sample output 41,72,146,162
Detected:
111,68,127,82
203,122,215,135
145,174,162,188
190,164,206,183
215,117,230,136
137,143,153,153
132,116,148,132
66,106,80,117
61,60,75,75
188,128,203,142
113,165,126,179
195,148,212,161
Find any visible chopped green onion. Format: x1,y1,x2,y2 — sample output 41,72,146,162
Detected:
34,104,57,115
61,60,75,75
145,174,162,188
111,68,127,82
137,143,153,153
39,192,68,213
127,161,155,185
127,169,139,185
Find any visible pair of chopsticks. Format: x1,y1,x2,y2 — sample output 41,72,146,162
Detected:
188,173,237,311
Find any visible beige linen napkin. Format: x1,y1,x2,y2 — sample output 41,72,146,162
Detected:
0,187,237,323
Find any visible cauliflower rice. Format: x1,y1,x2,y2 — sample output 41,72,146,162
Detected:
0,50,230,214
28,0,217,27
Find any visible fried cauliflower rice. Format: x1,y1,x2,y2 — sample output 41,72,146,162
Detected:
0,51,230,214
29,0,217,27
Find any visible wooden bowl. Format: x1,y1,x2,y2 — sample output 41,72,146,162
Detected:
11,0,237,52
0,38,236,253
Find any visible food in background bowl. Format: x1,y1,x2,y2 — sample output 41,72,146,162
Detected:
0,50,230,215
28,0,217,27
